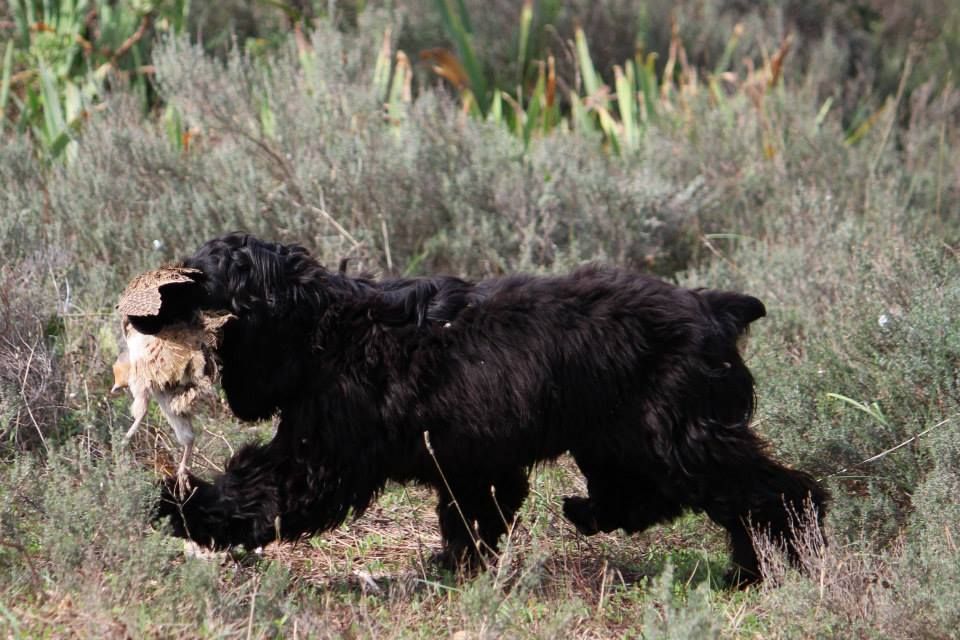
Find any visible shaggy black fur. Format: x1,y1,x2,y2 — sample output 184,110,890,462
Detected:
141,233,827,585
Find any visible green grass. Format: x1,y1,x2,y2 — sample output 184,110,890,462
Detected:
1,1,959,637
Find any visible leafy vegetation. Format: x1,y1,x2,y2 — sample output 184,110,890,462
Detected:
1,0,958,637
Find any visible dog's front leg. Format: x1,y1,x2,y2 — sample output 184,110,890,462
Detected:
156,441,284,550
432,470,530,572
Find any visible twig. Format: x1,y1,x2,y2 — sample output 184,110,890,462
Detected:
934,73,952,220
62,311,129,319
202,424,235,458
699,234,741,275
422,431,483,562
208,107,304,202
870,48,914,177
245,574,260,640
596,559,608,616
111,15,151,64
684,557,701,591
0,539,41,587
18,336,49,454
8,69,36,87
298,202,362,250
489,484,511,532
379,215,393,274
194,449,224,473
821,416,954,480
157,476,200,543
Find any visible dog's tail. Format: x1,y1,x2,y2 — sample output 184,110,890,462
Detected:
701,290,766,336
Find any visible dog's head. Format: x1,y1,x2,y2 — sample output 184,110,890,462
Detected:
125,234,324,328
124,233,333,421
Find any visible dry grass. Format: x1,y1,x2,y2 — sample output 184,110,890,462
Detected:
0,256,68,454
0,406,735,638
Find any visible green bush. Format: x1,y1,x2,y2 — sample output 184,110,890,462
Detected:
0,255,67,454
0,19,681,283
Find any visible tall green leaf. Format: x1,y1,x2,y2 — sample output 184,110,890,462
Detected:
372,28,393,100
36,63,72,159
38,63,67,143
574,26,601,98
570,89,596,136
0,41,13,130
614,64,638,149
517,0,533,79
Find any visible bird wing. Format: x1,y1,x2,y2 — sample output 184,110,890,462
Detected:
116,266,201,317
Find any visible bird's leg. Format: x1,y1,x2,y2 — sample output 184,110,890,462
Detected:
122,412,144,447
155,395,196,498
122,391,148,447
175,439,194,498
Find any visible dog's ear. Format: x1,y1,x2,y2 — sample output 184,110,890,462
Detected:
701,290,766,333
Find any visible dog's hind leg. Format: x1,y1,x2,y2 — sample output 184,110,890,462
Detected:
433,469,530,571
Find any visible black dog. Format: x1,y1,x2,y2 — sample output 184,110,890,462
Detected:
140,233,826,585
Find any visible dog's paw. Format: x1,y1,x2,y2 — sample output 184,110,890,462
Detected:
155,473,207,539
430,545,486,575
562,496,600,536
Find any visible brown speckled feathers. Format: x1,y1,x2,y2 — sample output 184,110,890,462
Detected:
128,330,205,391
116,266,201,316
123,312,232,393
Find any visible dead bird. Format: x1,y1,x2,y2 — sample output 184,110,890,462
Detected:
112,311,232,496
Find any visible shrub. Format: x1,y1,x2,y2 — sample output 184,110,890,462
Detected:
0,255,66,454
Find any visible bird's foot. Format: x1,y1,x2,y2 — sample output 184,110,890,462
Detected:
175,469,193,499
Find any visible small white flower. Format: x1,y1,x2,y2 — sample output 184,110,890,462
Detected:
152,239,165,251
878,313,890,328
